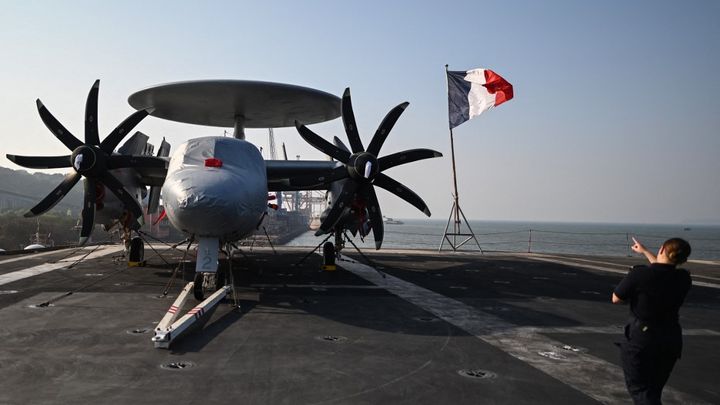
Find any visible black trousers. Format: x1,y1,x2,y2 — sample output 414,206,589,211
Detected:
619,319,682,405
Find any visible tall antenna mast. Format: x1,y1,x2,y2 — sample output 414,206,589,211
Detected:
268,128,277,160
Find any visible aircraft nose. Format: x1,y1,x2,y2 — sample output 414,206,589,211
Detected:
162,168,267,237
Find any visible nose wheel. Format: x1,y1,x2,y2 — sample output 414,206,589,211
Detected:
192,260,229,301
193,272,217,300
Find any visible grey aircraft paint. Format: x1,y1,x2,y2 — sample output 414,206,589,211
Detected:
162,137,267,240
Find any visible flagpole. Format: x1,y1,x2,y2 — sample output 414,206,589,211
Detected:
439,64,483,253
447,64,460,224
449,126,459,247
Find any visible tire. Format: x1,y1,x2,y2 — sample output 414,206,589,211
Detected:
323,242,335,265
193,272,204,301
128,237,144,263
215,266,227,290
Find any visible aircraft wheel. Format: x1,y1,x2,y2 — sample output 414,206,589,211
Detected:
128,237,144,263
193,272,204,300
323,242,335,266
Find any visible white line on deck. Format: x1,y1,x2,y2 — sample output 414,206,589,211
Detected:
524,254,720,290
0,245,125,286
520,326,720,336
250,284,381,290
0,247,88,266
339,258,710,405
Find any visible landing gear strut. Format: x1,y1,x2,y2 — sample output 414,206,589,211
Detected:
295,229,379,273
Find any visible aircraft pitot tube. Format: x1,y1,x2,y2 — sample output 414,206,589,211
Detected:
294,88,442,249
6,80,164,244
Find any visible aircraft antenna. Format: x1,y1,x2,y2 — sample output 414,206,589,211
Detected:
268,128,282,208
268,128,277,160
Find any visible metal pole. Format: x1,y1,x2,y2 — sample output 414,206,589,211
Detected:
438,64,482,253
446,64,462,247
449,128,460,247
626,232,631,257
528,229,532,253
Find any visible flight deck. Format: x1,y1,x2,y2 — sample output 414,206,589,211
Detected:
0,246,718,404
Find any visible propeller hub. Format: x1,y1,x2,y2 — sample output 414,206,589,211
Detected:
348,152,380,181
70,145,104,176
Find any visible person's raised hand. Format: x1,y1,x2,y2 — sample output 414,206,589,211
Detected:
631,237,646,254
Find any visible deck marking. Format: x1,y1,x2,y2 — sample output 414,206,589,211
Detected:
524,254,720,290
0,245,124,286
250,284,381,290
517,326,720,336
339,258,710,405
0,247,89,266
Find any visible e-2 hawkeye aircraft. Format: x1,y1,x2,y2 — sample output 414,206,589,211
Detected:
6,80,442,300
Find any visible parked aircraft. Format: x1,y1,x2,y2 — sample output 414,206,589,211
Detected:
6,80,442,298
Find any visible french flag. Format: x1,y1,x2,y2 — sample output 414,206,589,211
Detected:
447,68,514,129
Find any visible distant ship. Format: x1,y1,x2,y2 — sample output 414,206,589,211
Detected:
383,216,403,225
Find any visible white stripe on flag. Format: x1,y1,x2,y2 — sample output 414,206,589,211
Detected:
465,69,496,119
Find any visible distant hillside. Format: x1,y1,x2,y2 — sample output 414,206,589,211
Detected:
0,166,83,213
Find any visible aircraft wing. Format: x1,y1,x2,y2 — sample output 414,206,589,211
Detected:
265,160,340,191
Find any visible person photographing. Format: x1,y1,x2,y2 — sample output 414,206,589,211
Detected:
612,237,692,405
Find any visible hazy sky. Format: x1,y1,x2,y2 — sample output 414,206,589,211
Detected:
1,1,718,224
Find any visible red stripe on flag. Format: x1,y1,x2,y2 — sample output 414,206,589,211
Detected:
483,69,514,106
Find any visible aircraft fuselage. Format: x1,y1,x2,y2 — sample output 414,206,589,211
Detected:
162,137,268,241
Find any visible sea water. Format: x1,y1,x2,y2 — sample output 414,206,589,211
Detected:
285,219,720,260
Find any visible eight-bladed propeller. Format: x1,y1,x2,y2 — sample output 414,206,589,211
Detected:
295,88,442,249
6,80,159,245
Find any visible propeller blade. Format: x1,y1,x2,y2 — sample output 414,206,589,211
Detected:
36,99,83,151
377,148,443,172
366,186,384,250
295,121,351,163
373,173,431,217
85,80,101,146
107,155,169,170
290,165,349,187
341,88,364,153
6,154,70,169
24,172,81,217
79,178,97,245
333,136,350,153
315,180,358,235
99,171,144,228
99,109,151,154
366,102,409,156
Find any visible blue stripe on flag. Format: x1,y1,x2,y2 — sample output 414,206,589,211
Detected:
447,70,471,129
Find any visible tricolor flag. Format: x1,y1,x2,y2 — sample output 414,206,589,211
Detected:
447,68,513,129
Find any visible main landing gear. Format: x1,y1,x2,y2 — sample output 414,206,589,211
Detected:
127,236,145,267
296,230,379,272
